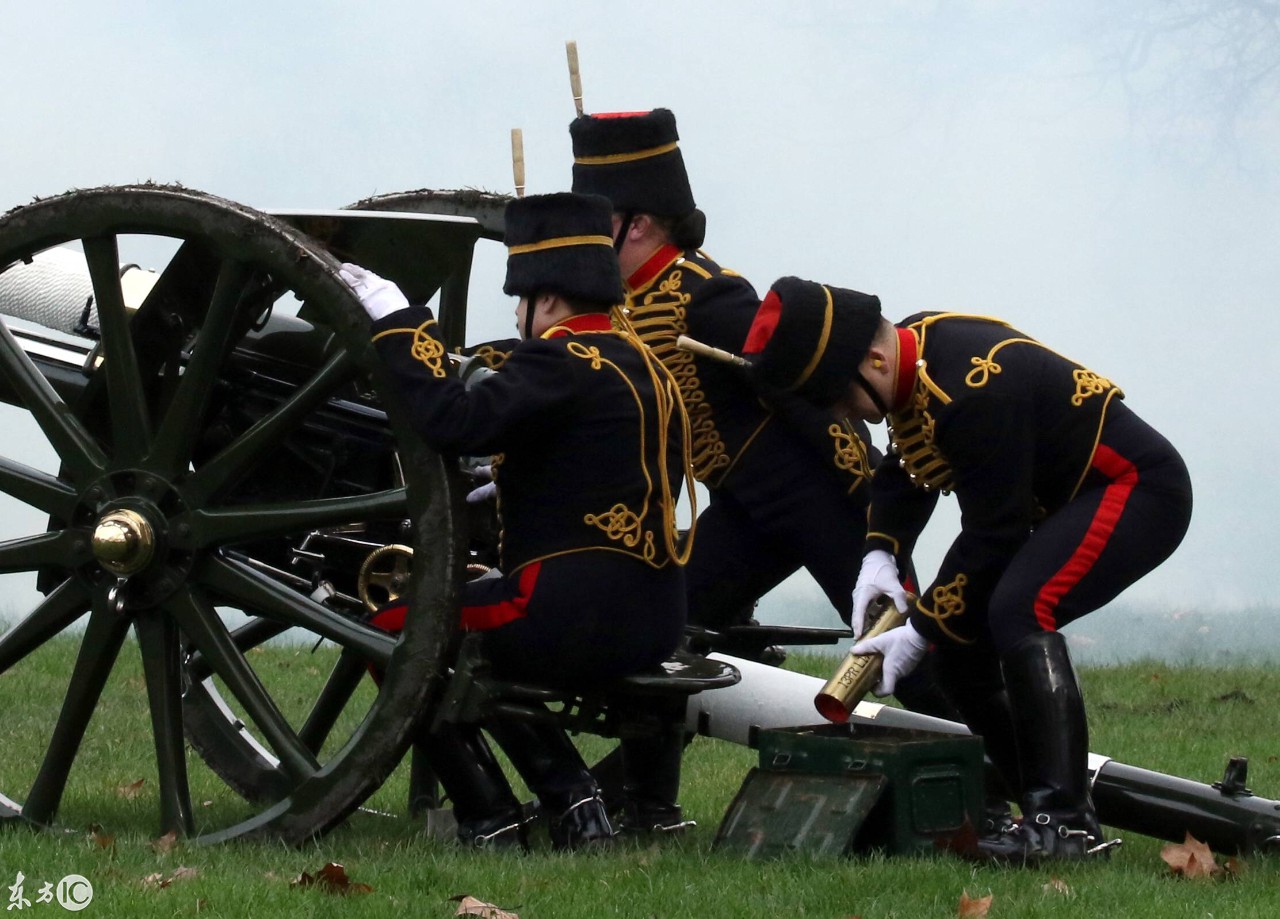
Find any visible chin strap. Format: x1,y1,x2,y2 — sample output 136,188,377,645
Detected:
613,210,635,253
523,289,539,340
855,371,890,418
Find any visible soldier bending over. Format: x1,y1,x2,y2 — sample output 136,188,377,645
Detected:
746,278,1192,861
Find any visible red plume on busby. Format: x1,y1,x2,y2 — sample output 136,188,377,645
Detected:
569,109,696,218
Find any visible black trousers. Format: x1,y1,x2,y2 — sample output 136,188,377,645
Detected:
469,552,686,688
985,403,1193,653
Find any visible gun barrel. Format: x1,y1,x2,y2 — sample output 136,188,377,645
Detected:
690,654,1280,855
0,246,159,336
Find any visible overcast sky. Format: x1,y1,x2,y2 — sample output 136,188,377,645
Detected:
1,1,1277,626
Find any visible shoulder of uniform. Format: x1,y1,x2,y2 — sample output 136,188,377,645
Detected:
675,249,752,286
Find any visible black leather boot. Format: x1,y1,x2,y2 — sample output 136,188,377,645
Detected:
487,719,615,850
602,693,694,836
426,723,528,850
615,732,695,836
978,631,1113,863
546,790,615,851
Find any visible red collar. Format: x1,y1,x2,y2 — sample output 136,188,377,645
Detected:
892,327,919,412
542,312,615,338
626,243,682,292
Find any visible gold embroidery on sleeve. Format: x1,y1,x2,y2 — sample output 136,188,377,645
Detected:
373,320,448,378
1071,369,1115,406
828,422,871,484
410,322,448,378
918,574,974,644
469,344,509,370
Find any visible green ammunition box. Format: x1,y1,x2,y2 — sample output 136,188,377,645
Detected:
714,723,984,858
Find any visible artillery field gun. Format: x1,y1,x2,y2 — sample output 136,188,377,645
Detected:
0,183,504,844
0,183,1275,857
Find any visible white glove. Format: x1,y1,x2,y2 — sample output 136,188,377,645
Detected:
850,620,929,697
465,465,496,504
338,262,410,321
851,549,910,638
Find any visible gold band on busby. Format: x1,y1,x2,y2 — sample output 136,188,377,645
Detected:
503,192,624,305
569,109,696,218
742,276,883,407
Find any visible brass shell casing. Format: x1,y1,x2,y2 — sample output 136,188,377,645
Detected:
814,599,910,724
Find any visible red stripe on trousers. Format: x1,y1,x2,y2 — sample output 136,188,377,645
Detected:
460,561,540,631
1033,444,1139,631
371,604,408,634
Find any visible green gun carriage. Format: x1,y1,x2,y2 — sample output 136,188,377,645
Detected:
0,182,739,847
0,183,521,845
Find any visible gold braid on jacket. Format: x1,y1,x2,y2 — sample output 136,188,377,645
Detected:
611,306,698,563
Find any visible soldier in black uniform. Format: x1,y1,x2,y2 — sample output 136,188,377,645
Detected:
568,108,966,832
747,278,1193,861
342,192,692,850
570,109,875,631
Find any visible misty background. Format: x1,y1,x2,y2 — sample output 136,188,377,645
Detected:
1,2,1277,662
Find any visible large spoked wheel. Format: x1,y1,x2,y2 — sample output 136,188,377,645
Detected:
345,188,510,238
180,189,509,814
0,185,462,844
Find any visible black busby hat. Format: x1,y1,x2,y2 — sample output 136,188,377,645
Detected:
569,109,696,218
502,192,624,306
742,277,883,406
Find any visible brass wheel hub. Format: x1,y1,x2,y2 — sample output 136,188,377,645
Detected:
92,508,156,577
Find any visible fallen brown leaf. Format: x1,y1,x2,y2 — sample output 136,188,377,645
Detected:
451,894,520,919
291,862,373,895
958,890,993,917
1161,832,1220,879
1042,876,1072,896
117,778,146,799
151,830,180,853
140,867,197,890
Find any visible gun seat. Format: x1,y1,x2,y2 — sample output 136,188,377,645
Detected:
434,632,740,738
406,634,739,814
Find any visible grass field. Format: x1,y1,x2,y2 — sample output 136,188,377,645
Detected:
1,640,1278,918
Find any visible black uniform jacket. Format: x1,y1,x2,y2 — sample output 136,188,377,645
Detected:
863,312,1124,644
371,307,687,575
624,243,871,497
